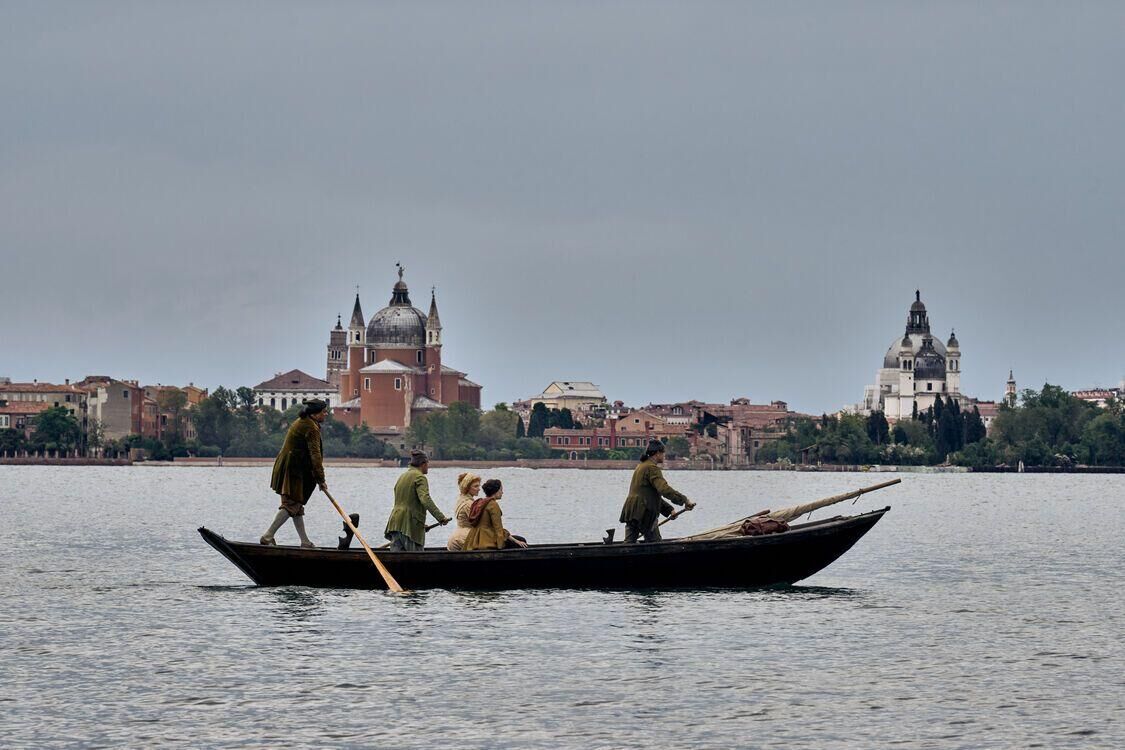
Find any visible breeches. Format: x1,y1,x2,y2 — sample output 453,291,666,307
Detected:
624,519,662,543
387,531,422,551
279,494,307,517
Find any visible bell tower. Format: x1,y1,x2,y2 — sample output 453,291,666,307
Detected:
1005,370,1017,407
342,291,366,400
425,288,443,402
326,314,347,389
946,330,961,395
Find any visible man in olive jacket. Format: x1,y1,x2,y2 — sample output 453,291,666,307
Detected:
384,451,450,551
260,400,329,547
619,439,696,543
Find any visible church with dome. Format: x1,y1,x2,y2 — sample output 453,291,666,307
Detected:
325,265,482,434
854,291,966,421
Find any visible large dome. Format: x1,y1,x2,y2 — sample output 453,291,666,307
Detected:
368,305,426,347
883,333,947,368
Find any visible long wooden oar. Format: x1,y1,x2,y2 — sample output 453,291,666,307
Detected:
323,489,405,593
658,504,696,527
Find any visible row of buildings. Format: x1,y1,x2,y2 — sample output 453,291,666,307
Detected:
0,376,207,454
507,380,805,466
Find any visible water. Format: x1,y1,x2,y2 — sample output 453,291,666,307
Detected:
1,467,1123,749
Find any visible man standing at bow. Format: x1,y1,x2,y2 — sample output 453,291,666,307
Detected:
260,399,329,548
384,450,450,551
619,439,696,543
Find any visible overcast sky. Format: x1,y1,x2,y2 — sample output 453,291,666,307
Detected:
2,2,1123,414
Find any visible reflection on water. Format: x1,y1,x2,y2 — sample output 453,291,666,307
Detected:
1,467,1123,748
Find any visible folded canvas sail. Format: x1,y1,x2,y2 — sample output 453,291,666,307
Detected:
680,478,901,542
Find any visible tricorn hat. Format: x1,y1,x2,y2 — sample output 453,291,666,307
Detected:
302,399,328,415
642,439,666,460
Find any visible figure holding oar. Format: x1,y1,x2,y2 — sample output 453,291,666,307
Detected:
260,399,329,548
383,451,450,551
619,439,695,543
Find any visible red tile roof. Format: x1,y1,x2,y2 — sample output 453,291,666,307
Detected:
0,401,53,415
0,382,87,394
253,369,334,391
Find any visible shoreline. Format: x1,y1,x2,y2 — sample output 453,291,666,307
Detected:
4,457,1123,473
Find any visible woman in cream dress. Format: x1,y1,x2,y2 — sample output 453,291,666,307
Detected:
446,472,481,551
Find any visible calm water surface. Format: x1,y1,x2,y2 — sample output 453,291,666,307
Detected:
1,467,1123,749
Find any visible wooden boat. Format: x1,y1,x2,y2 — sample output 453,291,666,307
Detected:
198,506,889,591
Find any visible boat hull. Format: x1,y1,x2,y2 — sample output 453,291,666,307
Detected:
199,507,888,591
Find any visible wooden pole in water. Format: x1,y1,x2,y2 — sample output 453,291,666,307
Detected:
323,489,405,593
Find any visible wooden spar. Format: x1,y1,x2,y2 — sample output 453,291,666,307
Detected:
680,478,901,541
322,489,405,593
767,478,902,523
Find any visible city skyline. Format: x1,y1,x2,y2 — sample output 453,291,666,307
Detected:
4,4,1125,414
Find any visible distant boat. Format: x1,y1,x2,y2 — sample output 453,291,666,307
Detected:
198,507,889,591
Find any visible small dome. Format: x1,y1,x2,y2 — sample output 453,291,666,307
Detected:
913,335,947,380
910,289,926,313
947,330,959,349
884,332,947,368
900,335,912,350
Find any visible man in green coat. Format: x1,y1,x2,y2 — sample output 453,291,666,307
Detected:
260,400,329,548
620,439,696,543
384,451,450,551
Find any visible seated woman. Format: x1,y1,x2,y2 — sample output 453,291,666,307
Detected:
463,479,528,551
446,472,480,551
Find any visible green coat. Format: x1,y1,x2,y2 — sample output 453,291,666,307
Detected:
270,416,326,503
384,467,449,545
619,459,688,529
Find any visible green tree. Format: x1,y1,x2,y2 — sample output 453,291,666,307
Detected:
87,418,105,455
0,428,26,455
866,411,890,445
990,384,1098,466
1082,412,1125,466
194,391,235,451
527,402,549,438
666,436,691,458
32,406,82,453
963,407,987,445
480,406,519,449
156,389,189,443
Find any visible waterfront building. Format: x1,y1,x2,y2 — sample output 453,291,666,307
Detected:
80,376,143,440
0,380,90,442
141,384,203,441
854,291,967,420
527,382,607,414
253,369,338,411
975,401,1000,433
1073,378,1123,408
544,409,690,459
0,400,51,438
326,266,482,434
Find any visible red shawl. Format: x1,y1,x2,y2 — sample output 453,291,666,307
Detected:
467,497,495,526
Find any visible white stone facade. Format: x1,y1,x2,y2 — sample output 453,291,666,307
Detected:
854,291,967,421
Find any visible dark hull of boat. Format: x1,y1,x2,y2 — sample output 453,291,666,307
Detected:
199,507,889,591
